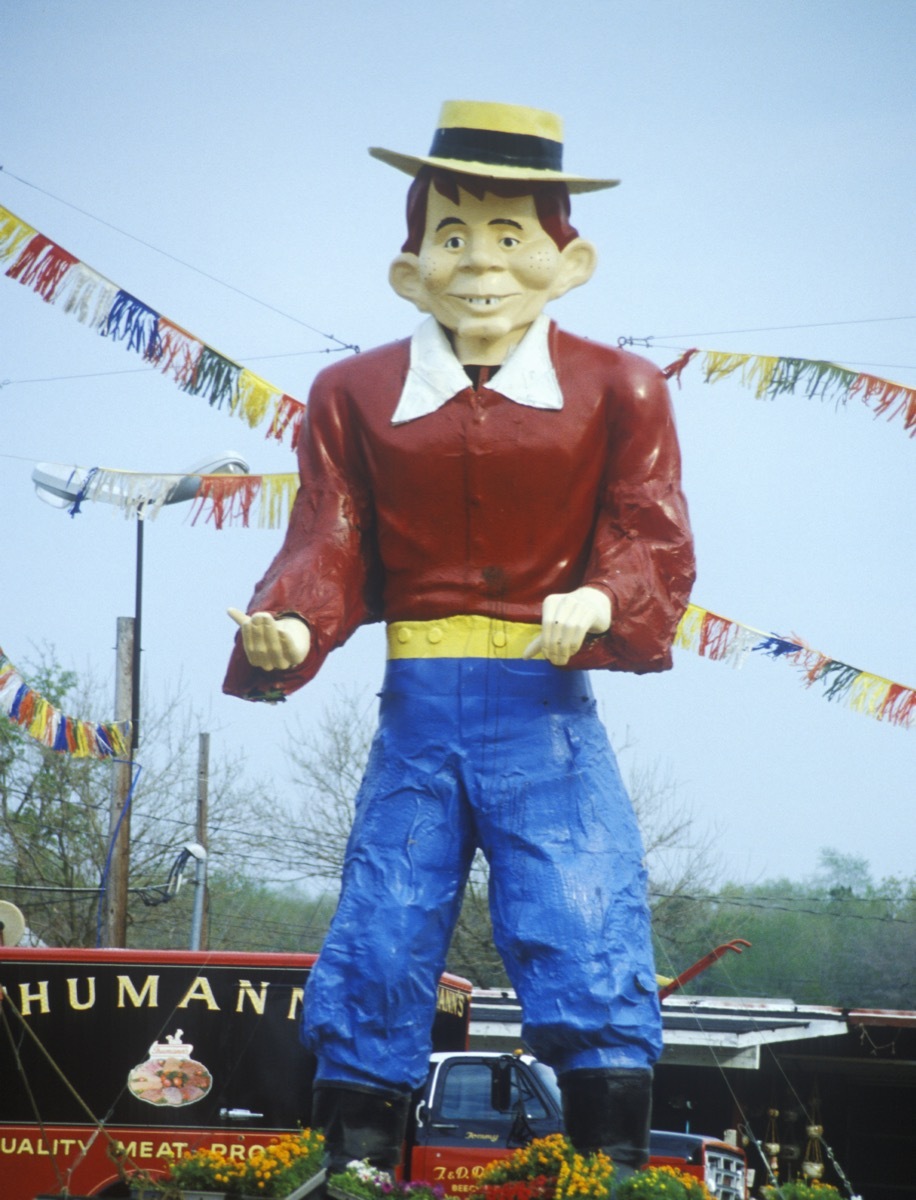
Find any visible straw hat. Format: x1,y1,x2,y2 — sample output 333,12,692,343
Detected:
369,100,618,194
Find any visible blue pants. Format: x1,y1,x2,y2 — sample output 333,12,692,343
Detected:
302,657,662,1091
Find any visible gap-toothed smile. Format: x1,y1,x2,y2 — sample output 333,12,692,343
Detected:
450,295,516,307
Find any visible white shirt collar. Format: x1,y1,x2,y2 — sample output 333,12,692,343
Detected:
390,313,563,425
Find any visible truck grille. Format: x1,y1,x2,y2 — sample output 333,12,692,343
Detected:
705,1148,746,1200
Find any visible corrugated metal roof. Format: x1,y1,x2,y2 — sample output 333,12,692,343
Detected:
469,989,915,1071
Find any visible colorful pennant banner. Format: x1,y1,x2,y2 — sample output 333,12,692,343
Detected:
5,203,912,733
191,472,298,529
675,603,915,729
21,457,916,732
663,348,916,438
6,202,913,447
0,204,308,447
6,203,915,453
48,463,299,529
0,648,131,758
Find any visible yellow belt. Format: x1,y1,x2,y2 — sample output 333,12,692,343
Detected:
386,615,542,660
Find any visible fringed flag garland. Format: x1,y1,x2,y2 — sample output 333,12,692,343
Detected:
6,201,912,448
50,463,299,529
0,204,308,447
5,205,913,728
0,648,131,758
40,462,916,730
675,603,915,729
190,472,298,529
663,348,916,438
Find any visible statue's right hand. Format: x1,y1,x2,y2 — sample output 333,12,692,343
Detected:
227,608,311,671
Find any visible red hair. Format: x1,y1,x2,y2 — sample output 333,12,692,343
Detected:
401,167,579,254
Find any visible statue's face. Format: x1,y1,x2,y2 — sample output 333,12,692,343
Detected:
390,186,595,364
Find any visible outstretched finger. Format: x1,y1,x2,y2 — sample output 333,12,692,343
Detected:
227,607,250,628
522,634,544,660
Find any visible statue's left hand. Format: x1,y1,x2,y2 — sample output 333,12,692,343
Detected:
227,608,311,671
523,586,612,666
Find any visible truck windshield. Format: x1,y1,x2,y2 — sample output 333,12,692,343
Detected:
529,1061,562,1110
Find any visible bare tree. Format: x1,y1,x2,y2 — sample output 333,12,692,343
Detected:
623,752,720,963
273,693,719,986
275,689,377,884
0,652,272,948
271,689,508,981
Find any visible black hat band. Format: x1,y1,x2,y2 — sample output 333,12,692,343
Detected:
429,126,564,172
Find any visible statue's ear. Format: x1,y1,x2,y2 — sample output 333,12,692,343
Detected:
389,253,429,311
550,238,598,300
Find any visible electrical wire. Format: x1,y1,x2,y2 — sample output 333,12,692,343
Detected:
0,165,359,354
653,938,780,1188
0,998,68,1193
1,352,912,391
0,985,144,1188
649,888,913,925
5,168,914,376
648,315,916,339
94,758,142,946
646,349,916,373
710,951,861,1197
6,876,911,925
0,342,350,390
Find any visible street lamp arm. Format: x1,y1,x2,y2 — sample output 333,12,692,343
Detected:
32,453,250,515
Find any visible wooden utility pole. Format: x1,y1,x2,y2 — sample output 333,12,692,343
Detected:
191,732,210,950
102,616,134,947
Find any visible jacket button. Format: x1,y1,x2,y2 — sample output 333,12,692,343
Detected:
492,630,507,648
428,627,443,644
397,627,412,644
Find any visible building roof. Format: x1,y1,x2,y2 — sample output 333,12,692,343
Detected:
470,989,916,1072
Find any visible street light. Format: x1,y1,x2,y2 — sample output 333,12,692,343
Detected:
31,452,249,947
32,452,250,750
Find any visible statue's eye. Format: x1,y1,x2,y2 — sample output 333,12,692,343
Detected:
444,235,464,250
499,236,520,249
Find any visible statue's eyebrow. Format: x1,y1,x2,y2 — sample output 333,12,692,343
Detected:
434,216,524,232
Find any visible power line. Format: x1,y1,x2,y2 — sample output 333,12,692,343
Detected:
0,344,348,390
0,165,359,354
1,351,912,393
9,169,914,366
646,349,916,372
650,888,914,923
7,878,910,923
649,315,916,339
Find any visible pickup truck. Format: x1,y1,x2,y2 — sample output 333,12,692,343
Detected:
0,946,746,1198
408,1050,747,1200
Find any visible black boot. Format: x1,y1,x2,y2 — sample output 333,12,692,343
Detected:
559,1067,653,1183
312,1083,411,1175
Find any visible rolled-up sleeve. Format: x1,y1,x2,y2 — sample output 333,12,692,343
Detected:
223,369,384,701
574,357,695,674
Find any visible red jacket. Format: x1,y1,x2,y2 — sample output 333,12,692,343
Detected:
224,322,695,700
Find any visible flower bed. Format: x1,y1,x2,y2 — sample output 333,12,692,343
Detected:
760,1184,844,1200
467,1135,714,1200
327,1159,444,1200
611,1165,715,1199
162,1128,325,1197
469,1133,612,1200
329,1137,715,1200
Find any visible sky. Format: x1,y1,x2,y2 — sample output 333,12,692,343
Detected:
0,1,913,892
